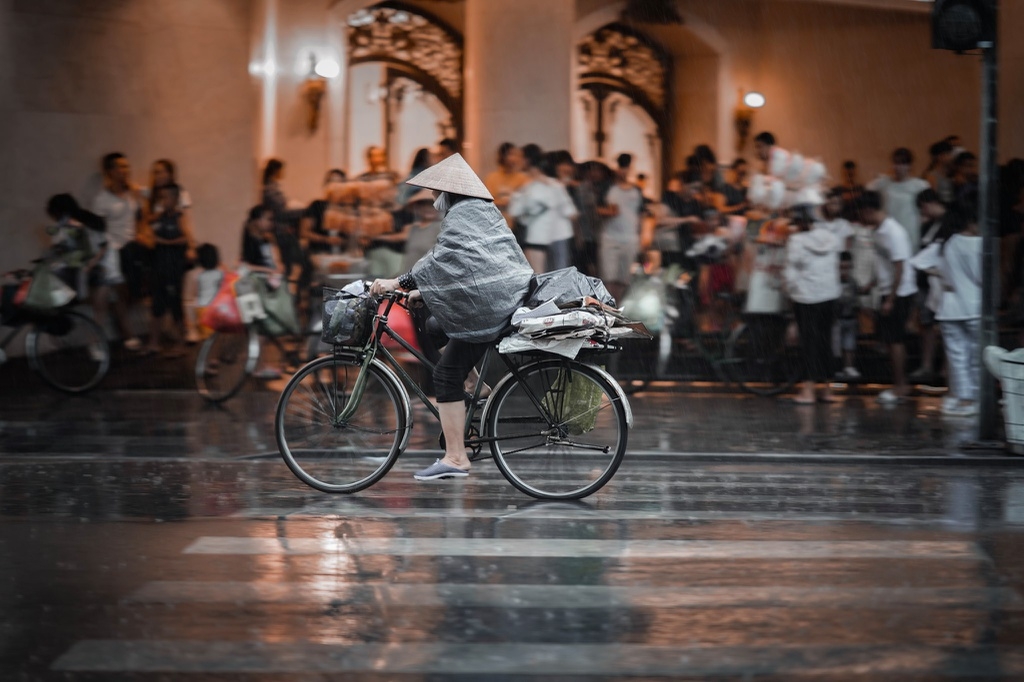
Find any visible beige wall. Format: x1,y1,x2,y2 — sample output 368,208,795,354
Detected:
749,0,981,181
582,0,1022,183
0,0,257,275
997,0,1024,165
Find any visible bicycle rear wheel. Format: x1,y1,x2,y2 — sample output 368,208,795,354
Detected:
485,359,628,500
27,311,109,393
195,328,259,403
725,317,799,396
276,354,406,493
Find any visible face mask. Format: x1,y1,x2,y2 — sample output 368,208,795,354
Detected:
433,192,451,216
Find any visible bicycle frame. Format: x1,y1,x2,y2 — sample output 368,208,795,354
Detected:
336,294,564,452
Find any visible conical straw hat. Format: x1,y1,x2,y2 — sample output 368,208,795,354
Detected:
405,153,493,201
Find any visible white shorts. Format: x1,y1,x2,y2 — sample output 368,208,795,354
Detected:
600,240,638,285
99,247,125,286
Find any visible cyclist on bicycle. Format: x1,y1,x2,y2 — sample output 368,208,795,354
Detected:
370,153,533,481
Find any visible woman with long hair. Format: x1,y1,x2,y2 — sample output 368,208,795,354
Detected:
397,148,435,206
140,183,196,357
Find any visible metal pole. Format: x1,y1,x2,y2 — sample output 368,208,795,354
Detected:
977,2,1000,441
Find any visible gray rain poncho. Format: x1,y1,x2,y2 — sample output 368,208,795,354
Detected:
411,198,533,343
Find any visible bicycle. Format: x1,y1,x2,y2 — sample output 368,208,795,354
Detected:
195,278,319,403
725,312,801,396
275,289,633,500
624,267,741,389
0,267,110,393
634,249,799,397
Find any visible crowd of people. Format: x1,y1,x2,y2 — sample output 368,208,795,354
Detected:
31,132,1024,412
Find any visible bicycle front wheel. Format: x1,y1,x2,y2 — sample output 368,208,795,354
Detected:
485,359,628,500
27,311,109,393
195,328,259,403
276,354,407,493
726,318,799,396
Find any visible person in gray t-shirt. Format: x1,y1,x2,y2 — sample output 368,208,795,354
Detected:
598,154,644,302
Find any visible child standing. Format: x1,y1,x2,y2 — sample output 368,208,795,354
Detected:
936,208,982,417
183,243,224,343
835,251,861,380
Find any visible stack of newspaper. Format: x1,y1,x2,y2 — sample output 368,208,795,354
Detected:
499,296,652,359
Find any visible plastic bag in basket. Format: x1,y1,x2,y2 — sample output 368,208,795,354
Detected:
23,264,76,311
200,271,244,333
323,282,378,347
542,368,604,435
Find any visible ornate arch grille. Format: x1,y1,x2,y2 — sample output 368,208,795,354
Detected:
577,23,670,171
347,2,464,137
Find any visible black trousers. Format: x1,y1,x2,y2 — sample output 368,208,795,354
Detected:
793,300,836,382
151,245,186,321
434,338,490,403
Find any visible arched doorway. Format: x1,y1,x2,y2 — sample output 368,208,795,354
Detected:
573,23,670,193
344,2,463,174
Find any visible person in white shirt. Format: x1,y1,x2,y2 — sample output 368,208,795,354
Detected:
784,204,841,404
183,243,224,343
860,190,918,404
908,189,954,384
819,189,854,250
508,144,577,274
868,147,931,252
819,190,861,380
936,207,981,417
597,153,644,303
90,152,144,351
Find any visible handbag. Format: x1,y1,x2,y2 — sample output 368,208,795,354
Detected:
199,271,244,333
255,277,299,337
23,264,76,311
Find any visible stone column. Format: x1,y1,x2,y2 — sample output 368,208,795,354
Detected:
0,0,14,250
463,0,574,175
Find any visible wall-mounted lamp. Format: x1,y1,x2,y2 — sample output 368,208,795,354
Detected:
302,53,339,133
735,90,766,152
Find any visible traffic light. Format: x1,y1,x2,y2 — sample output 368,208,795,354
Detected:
932,0,996,52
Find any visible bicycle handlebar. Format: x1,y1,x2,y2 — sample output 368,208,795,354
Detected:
383,290,409,302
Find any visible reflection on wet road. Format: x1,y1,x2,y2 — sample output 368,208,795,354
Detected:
3,450,1024,679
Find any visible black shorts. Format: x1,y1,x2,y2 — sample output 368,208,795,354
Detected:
877,294,914,344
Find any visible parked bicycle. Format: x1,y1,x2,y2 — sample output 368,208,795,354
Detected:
0,264,110,393
275,288,633,500
195,275,318,403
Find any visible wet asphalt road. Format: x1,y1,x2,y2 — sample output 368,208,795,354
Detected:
3,386,1024,679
